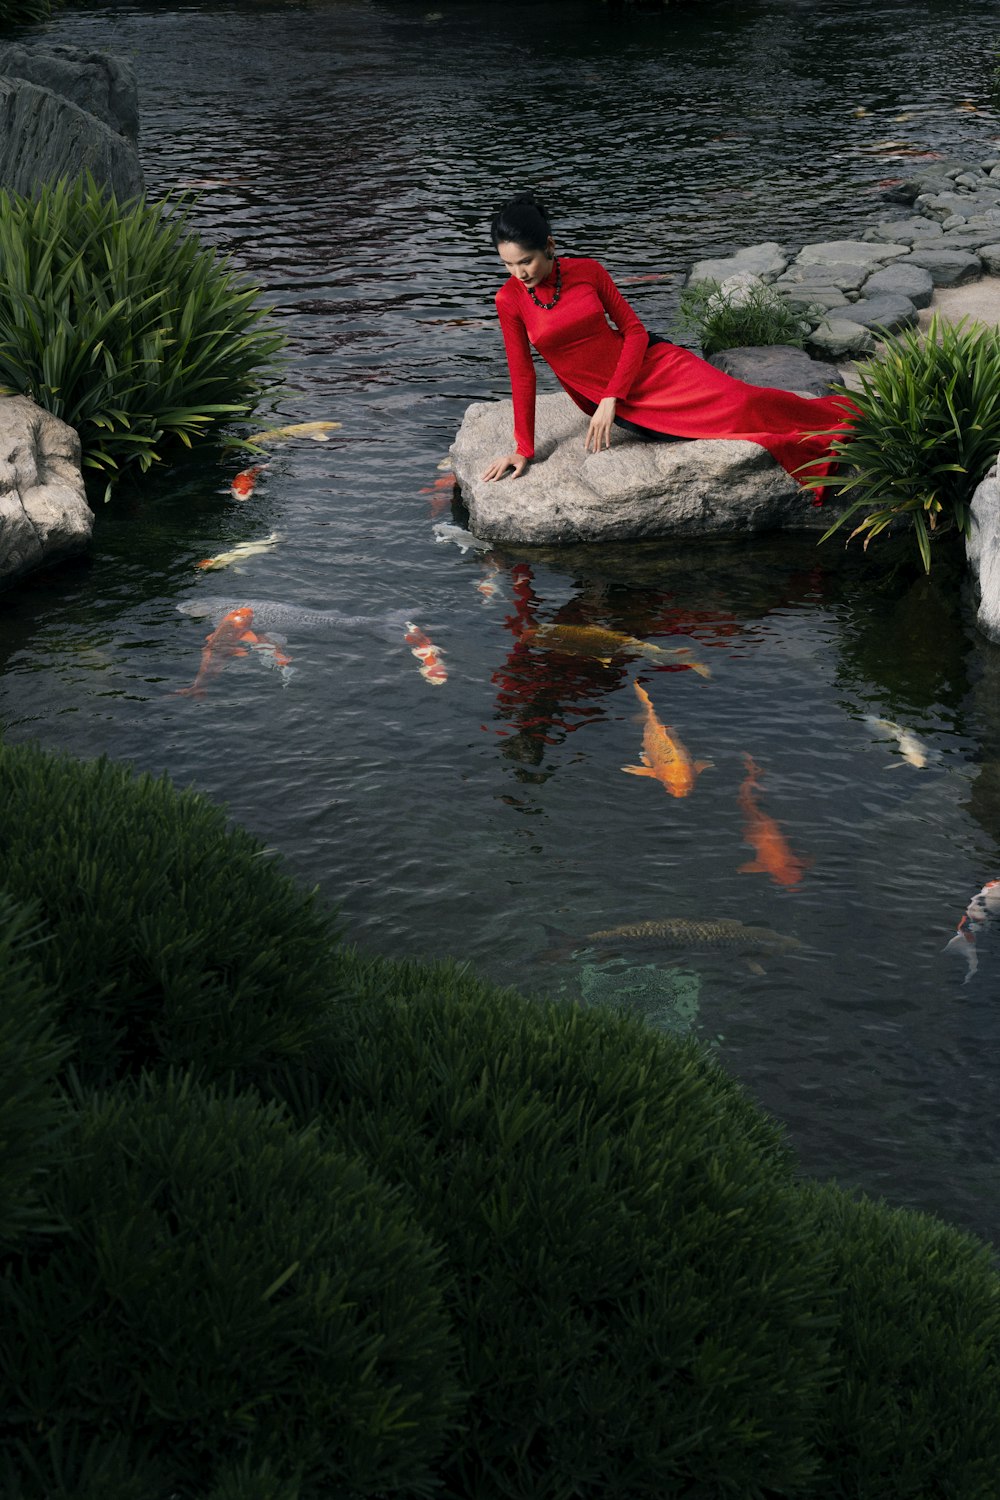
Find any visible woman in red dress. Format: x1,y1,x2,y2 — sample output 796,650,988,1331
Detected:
482,192,856,491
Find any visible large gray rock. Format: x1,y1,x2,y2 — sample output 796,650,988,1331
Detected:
450,394,835,546
0,396,93,589
774,285,850,314
860,262,934,308
967,456,1000,643
795,239,909,269
777,259,869,293
900,247,982,285
976,244,1000,274
806,319,876,358
830,293,918,332
0,75,142,200
686,242,790,286
917,190,1000,221
0,42,138,141
864,218,943,245
707,345,841,396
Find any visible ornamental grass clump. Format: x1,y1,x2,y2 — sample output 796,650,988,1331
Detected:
0,1074,459,1499
0,0,50,26
0,741,341,1091
811,315,1000,572
0,175,284,493
673,273,806,355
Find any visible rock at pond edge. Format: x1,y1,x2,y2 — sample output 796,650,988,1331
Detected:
0,395,93,590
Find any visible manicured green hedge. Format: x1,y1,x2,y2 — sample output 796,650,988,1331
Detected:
1,739,998,1497
0,742,341,1091
0,1074,459,1500
0,891,71,1248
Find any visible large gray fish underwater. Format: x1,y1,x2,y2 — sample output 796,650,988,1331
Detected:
541,916,803,974
177,597,414,641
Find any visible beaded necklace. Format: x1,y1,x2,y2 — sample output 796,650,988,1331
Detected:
527,257,561,310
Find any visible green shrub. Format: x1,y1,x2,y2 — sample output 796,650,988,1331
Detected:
0,891,72,1248
801,1181,1000,1500
0,174,283,493
0,741,341,1091
673,274,806,355
306,950,833,1500
0,0,51,25
0,1073,460,1500
811,315,1000,571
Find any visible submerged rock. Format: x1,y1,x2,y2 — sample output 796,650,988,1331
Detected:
450,393,832,547
0,395,93,590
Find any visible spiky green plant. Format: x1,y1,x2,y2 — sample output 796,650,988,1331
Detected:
673,275,806,355
0,0,51,26
0,175,284,495
808,315,1000,572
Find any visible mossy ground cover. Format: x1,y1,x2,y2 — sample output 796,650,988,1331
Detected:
0,739,998,1497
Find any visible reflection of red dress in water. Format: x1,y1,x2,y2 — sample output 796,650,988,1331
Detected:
495,256,857,488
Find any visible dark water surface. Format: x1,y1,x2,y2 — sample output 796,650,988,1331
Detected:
5,0,1000,1242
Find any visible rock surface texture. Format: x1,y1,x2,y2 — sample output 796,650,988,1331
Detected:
450,393,833,546
707,345,841,395
967,456,1000,643
0,42,138,141
0,396,94,589
0,74,142,200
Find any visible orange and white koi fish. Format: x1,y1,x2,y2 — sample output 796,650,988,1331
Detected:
230,465,265,501
738,754,808,888
404,620,447,686
476,560,503,603
619,272,673,285
943,879,1000,983
621,680,710,798
421,474,458,495
176,607,259,698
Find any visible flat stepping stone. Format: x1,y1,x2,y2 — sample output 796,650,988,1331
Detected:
806,319,876,358
686,241,790,286
796,238,909,267
861,263,934,309
901,248,982,285
976,244,1000,274
774,285,849,313
831,294,918,332
865,217,942,245
778,260,869,292
708,345,841,395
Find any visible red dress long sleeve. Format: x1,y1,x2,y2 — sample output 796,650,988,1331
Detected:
493,256,856,488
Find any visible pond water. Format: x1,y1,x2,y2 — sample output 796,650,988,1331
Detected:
4,0,1000,1243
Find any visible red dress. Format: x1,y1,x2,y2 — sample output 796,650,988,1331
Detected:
495,256,857,489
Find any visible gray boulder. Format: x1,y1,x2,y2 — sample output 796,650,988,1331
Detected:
686,242,790,286
861,262,934,308
0,76,142,200
805,319,876,358
864,217,942,245
795,239,909,269
707,345,841,396
830,293,918,332
774,285,850,315
777,259,869,293
0,42,138,141
976,244,1000,274
450,393,835,546
966,456,1000,643
0,396,93,590
917,190,1000,221
900,247,982,285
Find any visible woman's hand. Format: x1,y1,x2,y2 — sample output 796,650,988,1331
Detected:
585,397,617,454
482,451,529,482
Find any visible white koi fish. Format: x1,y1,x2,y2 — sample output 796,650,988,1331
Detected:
943,879,1000,983
433,521,490,554
864,715,931,769
245,420,341,446
196,532,283,572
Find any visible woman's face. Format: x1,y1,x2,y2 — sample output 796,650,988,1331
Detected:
496,237,555,288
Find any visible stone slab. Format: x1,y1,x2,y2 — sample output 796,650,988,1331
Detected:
796,239,909,267
0,395,93,589
861,263,935,308
686,242,790,286
900,248,982,286
829,293,918,332
707,345,841,395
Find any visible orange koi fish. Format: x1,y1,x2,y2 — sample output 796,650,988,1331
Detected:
943,878,1000,983
621,680,710,798
230,465,265,501
619,272,672,285
738,753,809,888
476,561,502,603
404,620,447,685
177,607,259,698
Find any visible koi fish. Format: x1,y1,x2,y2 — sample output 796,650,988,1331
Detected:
738,754,808,888
404,620,447,685
178,597,413,639
422,475,458,495
176,607,260,698
433,521,490,554
541,916,802,973
476,561,503,603
230,465,265,500
619,272,673,285
528,622,711,677
943,879,1000,983
248,635,296,685
245,420,341,445
196,531,283,571
621,680,710,798
864,715,931,769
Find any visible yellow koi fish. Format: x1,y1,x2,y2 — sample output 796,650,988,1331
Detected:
528,623,711,678
196,532,283,571
245,420,342,446
621,681,711,798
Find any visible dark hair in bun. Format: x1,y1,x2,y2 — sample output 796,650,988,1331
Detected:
489,191,552,251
